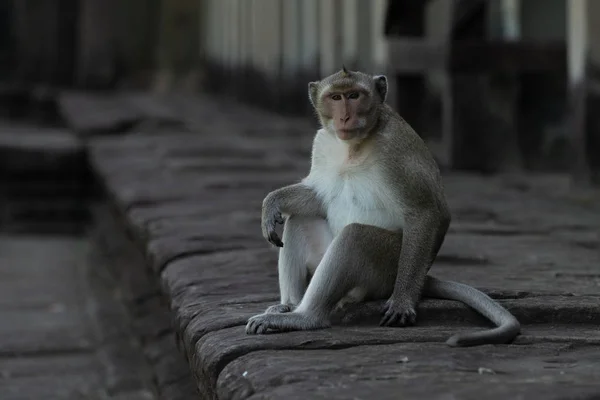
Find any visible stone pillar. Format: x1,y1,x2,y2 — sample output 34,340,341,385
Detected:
154,0,201,92
77,0,119,88
115,0,160,88
342,0,359,69
566,0,590,182
319,0,342,77
280,0,307,114
13,0,79,86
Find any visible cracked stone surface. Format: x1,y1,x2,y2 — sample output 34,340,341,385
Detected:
86,93,600,399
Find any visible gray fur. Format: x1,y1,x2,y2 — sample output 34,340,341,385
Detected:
247,68,521,347
261,183,325,247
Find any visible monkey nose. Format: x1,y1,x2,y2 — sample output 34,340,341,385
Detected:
341,115,350,123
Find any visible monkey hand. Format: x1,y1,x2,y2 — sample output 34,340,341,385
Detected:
380,296,417,327
261,200,285,247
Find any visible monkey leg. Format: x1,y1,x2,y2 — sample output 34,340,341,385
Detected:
246,223,401,334
265,216,333,315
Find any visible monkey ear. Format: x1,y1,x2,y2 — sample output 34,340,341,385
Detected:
373,75,388,102
308,81,319,107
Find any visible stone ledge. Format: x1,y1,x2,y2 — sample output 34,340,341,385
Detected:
0,122,92,233
88,94,600,399
90,202,199,400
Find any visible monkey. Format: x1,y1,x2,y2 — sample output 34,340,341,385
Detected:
245,67,520,347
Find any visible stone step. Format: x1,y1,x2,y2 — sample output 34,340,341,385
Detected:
87,93,600,399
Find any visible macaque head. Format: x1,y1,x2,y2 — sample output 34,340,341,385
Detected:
308,66,388,141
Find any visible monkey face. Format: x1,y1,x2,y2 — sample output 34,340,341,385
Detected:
309,69,388,142
322,89,370,140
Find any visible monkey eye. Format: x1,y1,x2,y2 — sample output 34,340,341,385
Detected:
347,92,360,99
331,94,342,101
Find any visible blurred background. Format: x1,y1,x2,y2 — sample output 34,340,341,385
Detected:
0,3,599,398
1,0,599,175
0,0,599,232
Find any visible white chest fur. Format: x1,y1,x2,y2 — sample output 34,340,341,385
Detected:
303,130,405,236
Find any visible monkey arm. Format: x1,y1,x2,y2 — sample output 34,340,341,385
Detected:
264,183,325,217
380,208,450,326
261,183,325,247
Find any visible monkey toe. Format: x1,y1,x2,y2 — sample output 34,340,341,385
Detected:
399,308,417,326
246,313,287,334
246,312,329,334
246,314,269,334
255,323,269,334
380,300,417,327
265,304,293,314
380,309,416,327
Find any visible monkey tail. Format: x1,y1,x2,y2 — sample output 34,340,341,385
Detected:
424,275,521,347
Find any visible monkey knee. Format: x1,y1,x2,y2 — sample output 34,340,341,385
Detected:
284,216,331,255
336,224,376,262
340,223,365,239
285,216,327,235
339,223,370,248
281,216,307,242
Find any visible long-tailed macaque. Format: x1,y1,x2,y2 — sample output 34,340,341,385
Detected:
245,67,520,346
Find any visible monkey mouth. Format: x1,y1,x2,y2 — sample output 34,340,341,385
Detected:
336,128,362,140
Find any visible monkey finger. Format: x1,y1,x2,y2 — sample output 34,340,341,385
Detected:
380,310,400,327
262,224,277,242
274,213,285,224
269,232,284,247
261,225,271,241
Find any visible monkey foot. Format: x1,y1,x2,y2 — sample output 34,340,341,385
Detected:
245,312,330,334
265,304,293,314
380,299,417,327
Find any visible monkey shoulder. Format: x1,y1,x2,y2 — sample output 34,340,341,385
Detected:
372,122,448,213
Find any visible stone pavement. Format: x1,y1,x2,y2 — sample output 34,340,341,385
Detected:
83,93,600,399
0,234,157,400
0,118,198,400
